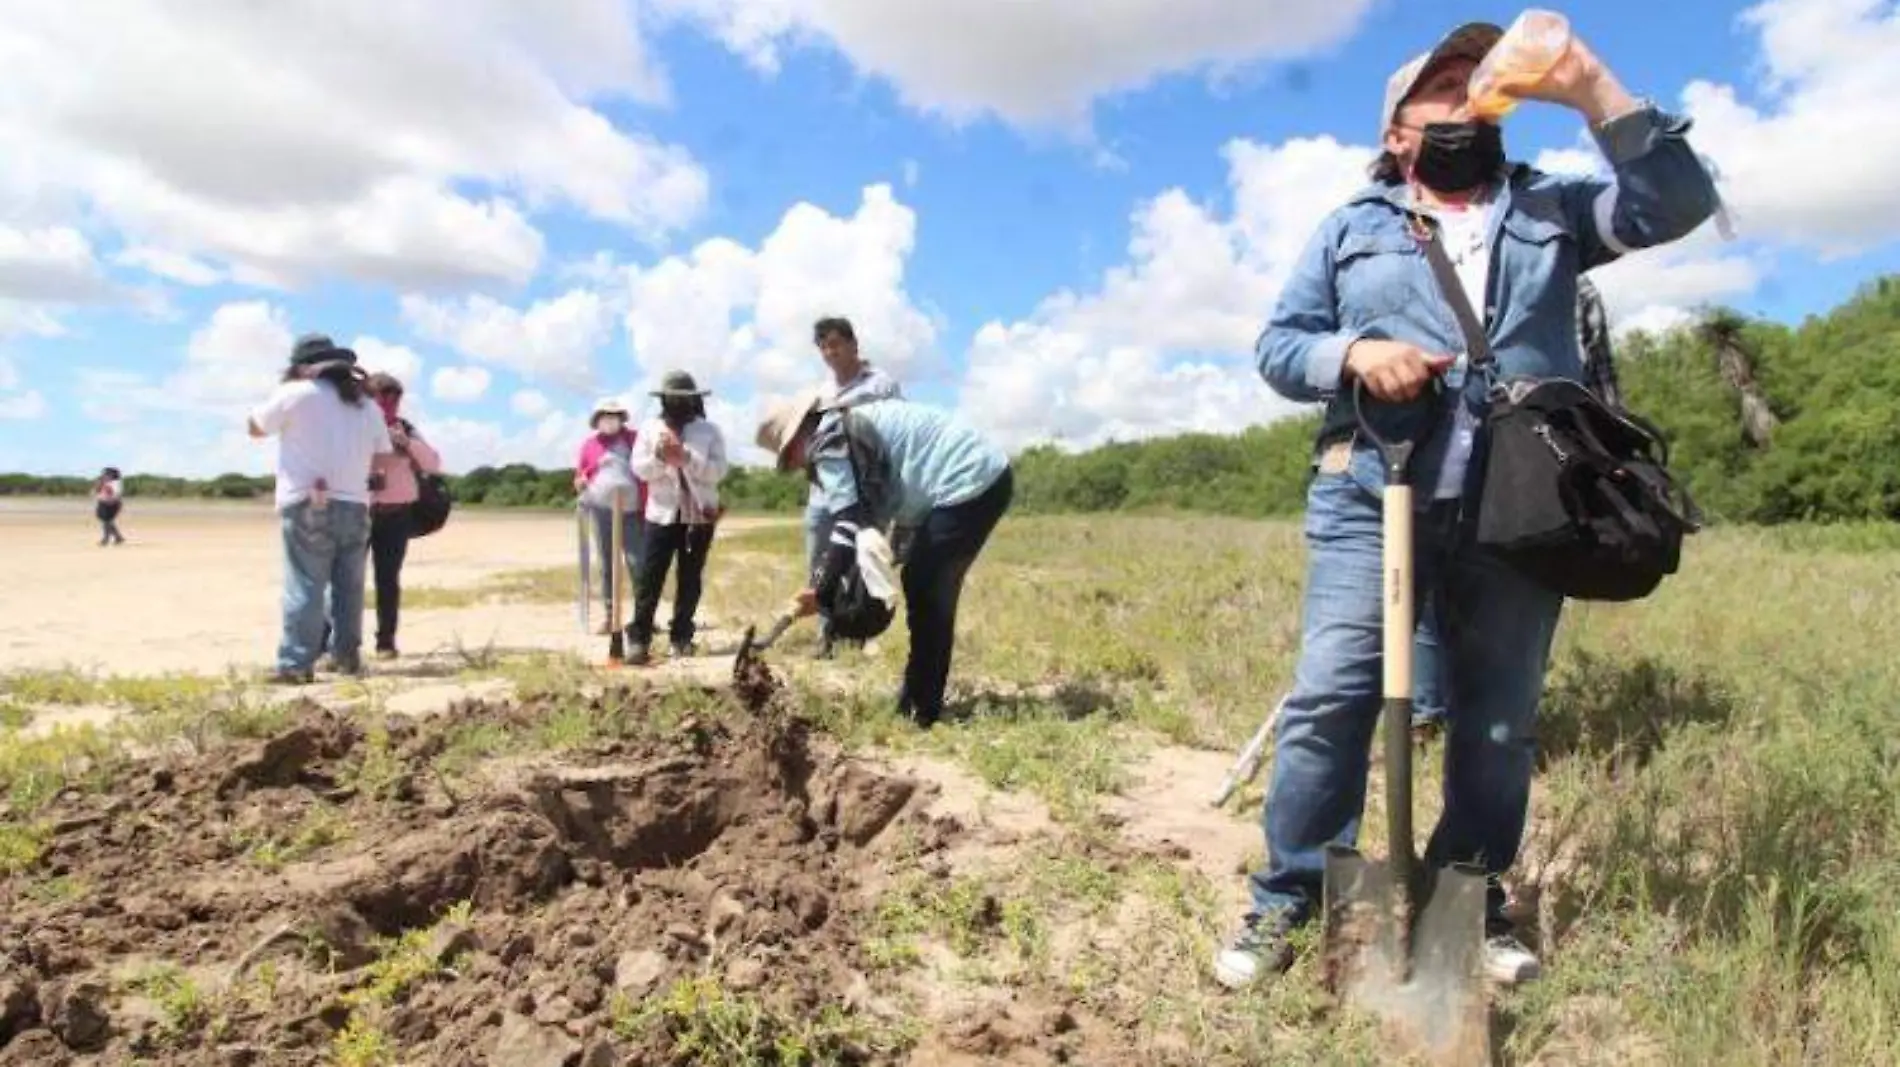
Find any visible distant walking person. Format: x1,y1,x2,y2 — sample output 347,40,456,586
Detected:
628,371,729,664
361,373,441,659
573,398,646,633
93,467,126,546
805,316,902,658
249,334,392,684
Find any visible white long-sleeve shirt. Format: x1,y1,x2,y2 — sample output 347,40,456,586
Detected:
630,416,728,525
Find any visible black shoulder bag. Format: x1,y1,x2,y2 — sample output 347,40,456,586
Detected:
1412,214,1702,602
808,410,898,641
402,420,453,538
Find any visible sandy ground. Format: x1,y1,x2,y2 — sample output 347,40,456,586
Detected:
4,497,1259,923
0,498,789,678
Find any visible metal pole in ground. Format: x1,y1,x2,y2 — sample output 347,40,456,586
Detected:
607,487,626,666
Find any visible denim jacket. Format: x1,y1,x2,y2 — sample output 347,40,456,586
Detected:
1256,102,1719,507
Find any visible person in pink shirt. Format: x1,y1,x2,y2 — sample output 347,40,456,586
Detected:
359,372,442,658
574,397,646,633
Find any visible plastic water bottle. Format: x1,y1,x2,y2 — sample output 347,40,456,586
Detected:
1467,10,1573,121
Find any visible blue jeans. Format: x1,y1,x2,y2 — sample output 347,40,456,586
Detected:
279,499,371,673
588,505,644,613
1247,473,1562,926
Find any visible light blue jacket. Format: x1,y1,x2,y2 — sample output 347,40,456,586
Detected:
1257,102,1720,504
808,399,1009,528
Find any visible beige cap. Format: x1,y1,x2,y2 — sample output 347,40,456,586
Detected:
754,388,827,471
1380,21,1503,135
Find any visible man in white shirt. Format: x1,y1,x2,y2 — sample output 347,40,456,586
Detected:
806,316,902,658
248,333,393,684
627,370,729,664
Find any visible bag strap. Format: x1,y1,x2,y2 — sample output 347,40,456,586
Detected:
1408,212,1494,369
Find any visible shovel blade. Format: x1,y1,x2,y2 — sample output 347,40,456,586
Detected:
1322,846,1490,1064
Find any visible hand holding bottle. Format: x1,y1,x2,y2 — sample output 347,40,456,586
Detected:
1468,11,1635,125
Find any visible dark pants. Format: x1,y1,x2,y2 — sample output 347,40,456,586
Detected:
96,502,124,545
369,506,412,651
898,467,1014,726
630,522,716,647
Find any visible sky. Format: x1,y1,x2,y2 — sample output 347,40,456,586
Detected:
3,0,1899,478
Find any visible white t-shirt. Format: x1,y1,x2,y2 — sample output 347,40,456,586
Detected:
250,379,392,509
1417,193,1498,500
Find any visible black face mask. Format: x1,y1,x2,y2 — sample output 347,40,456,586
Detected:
1412,120,1504,194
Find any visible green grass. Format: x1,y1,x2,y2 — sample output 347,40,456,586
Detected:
0,512,1892,1065
0,668,230,717
722,513,1900,1065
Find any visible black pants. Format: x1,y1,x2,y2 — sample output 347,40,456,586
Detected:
96,502,124,545
631,522,716,646
369,506,412,651
899,467,1013,726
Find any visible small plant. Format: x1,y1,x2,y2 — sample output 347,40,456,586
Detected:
612,975,915,1066
135,963,210,1041
0,820,48,874
331,1013,396,1067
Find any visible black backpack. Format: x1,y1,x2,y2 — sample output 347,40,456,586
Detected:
1413,214,1702,602
808,409,899,640
401,420,452,538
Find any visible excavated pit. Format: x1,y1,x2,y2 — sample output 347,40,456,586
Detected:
0,677,950,1066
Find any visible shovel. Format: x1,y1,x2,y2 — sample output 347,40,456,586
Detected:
729,610,798,671
1320,378,1489,1063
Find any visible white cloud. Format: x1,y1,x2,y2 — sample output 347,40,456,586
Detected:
350,337,424,386
0,303,68,339
1590,230,1768,337
416,410,579,473
622,183,938,399
511,389,553,418
958,135,1371,450
1679,0,1900,254
657,0,1377,129
431,366,493,404
0,0,709,290
111,246,223,287
402,288,613,392
0,226,114,303
0,355,46,420
0,391,45,420
172,301,297,414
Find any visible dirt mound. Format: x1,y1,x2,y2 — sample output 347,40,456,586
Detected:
0,682,964,1065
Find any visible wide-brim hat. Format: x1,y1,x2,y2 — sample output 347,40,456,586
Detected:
590,396,630,426
755,388,825,472
289,332,357,367
1380,21,1503,136
651,370,711,398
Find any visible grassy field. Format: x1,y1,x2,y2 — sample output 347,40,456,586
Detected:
3,515,1896,1065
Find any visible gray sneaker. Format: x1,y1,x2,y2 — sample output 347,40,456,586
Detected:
1213,909,1300,989
1484,923,1542,986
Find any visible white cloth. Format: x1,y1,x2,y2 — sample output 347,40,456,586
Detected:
581,439,640,512
250,379,392,509
630,417,729,525
856,527,900,604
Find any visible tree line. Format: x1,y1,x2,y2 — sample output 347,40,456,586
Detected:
8,273,1898,525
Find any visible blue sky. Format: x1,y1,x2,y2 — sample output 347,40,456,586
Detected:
3,0,1897,476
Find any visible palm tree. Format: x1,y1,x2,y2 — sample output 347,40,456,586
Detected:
1699,310,1779,449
